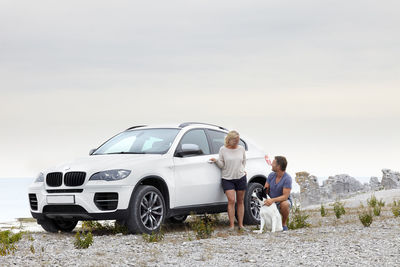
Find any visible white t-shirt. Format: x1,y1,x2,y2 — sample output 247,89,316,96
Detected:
214,145,246,180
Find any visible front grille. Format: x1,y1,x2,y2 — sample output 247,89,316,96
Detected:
29,194,38,210
46,172,63,187
94,193,118,211
64,172,86,186
43,205,88,214
47,189,83,193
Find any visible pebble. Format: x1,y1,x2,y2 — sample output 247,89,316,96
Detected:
2,210,400,266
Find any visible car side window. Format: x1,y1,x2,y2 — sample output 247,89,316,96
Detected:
206,130,247,154
178,129,210,156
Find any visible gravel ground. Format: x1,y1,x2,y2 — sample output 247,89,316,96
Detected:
2,206,400,267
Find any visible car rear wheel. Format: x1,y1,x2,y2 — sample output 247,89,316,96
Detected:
243,182,263,225
126,185,166,234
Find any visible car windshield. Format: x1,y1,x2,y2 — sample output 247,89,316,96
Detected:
93,128,180,155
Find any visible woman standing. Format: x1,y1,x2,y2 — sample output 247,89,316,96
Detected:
210,130,247,231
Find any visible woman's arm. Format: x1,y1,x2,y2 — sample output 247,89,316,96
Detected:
210,148,224,169
215,148,225,169
242,147,246,168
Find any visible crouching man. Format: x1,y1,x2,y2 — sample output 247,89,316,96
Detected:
264,156,292,231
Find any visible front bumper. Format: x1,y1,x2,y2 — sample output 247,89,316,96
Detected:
31,208,129,221
28,182,134,221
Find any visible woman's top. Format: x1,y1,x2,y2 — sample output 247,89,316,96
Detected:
214,145,246,180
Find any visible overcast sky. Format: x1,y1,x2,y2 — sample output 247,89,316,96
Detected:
1,1,399,188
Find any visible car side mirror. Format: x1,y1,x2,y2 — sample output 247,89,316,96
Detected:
175,144,203,157
89,148,97,155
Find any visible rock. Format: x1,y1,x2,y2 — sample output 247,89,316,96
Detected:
381,169,400,189
295,172,321,206
320,174,364,199
296,172,370,206
290,192,300,204
362,182,371,193
369,176,381,191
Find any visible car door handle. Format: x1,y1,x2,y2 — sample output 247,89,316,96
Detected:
207,160,214,164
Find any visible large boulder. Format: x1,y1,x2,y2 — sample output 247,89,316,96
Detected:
320,174,364,199
369,176,381,191
362,182,371,193
381,169,400,189
295,172,321,206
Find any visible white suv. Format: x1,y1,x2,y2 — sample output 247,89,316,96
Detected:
28,122,270,234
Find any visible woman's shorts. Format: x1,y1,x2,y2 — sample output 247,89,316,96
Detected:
221,175,247,192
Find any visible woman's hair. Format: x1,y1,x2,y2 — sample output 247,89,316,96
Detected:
224,130,240,147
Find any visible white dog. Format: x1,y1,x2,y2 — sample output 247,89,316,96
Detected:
252,188,283,233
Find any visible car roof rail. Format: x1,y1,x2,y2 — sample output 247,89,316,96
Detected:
179,122,229,131
125,125,147,131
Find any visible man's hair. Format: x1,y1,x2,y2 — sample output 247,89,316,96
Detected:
275,156,287,171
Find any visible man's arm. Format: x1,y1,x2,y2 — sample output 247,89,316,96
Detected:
272,187,291,202
264,181,269,189
264,181,270,195
264,187,291,206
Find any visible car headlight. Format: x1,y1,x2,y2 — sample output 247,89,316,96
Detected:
35,172,44,183
89,169,131,181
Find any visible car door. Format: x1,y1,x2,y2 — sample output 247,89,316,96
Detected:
173,129,224,207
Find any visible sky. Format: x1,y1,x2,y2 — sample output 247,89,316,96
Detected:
1,1,399,187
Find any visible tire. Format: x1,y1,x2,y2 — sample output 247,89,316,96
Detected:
126,185,166,234
167,215,188,223
38,218,78,233
243,182,263,225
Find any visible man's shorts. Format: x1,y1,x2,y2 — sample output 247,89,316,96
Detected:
275,198,293,211
221,175,247,192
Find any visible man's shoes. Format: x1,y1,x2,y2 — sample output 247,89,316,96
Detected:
282,226,288,231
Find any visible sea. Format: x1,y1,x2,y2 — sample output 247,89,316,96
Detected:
0,178,34,222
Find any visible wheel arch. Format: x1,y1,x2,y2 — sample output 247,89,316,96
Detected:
248,174,267,186
131,175,170,211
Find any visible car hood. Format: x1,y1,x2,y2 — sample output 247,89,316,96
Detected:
46,154,163,174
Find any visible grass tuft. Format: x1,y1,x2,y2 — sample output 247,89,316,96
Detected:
333,201,346,219
189,213,215,239
0,230,22,256
288,203,310,230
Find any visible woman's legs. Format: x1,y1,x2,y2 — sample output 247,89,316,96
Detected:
225,189,236,228
236,190,245,228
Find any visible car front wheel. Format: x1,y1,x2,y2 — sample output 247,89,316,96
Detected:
126,185,166,234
